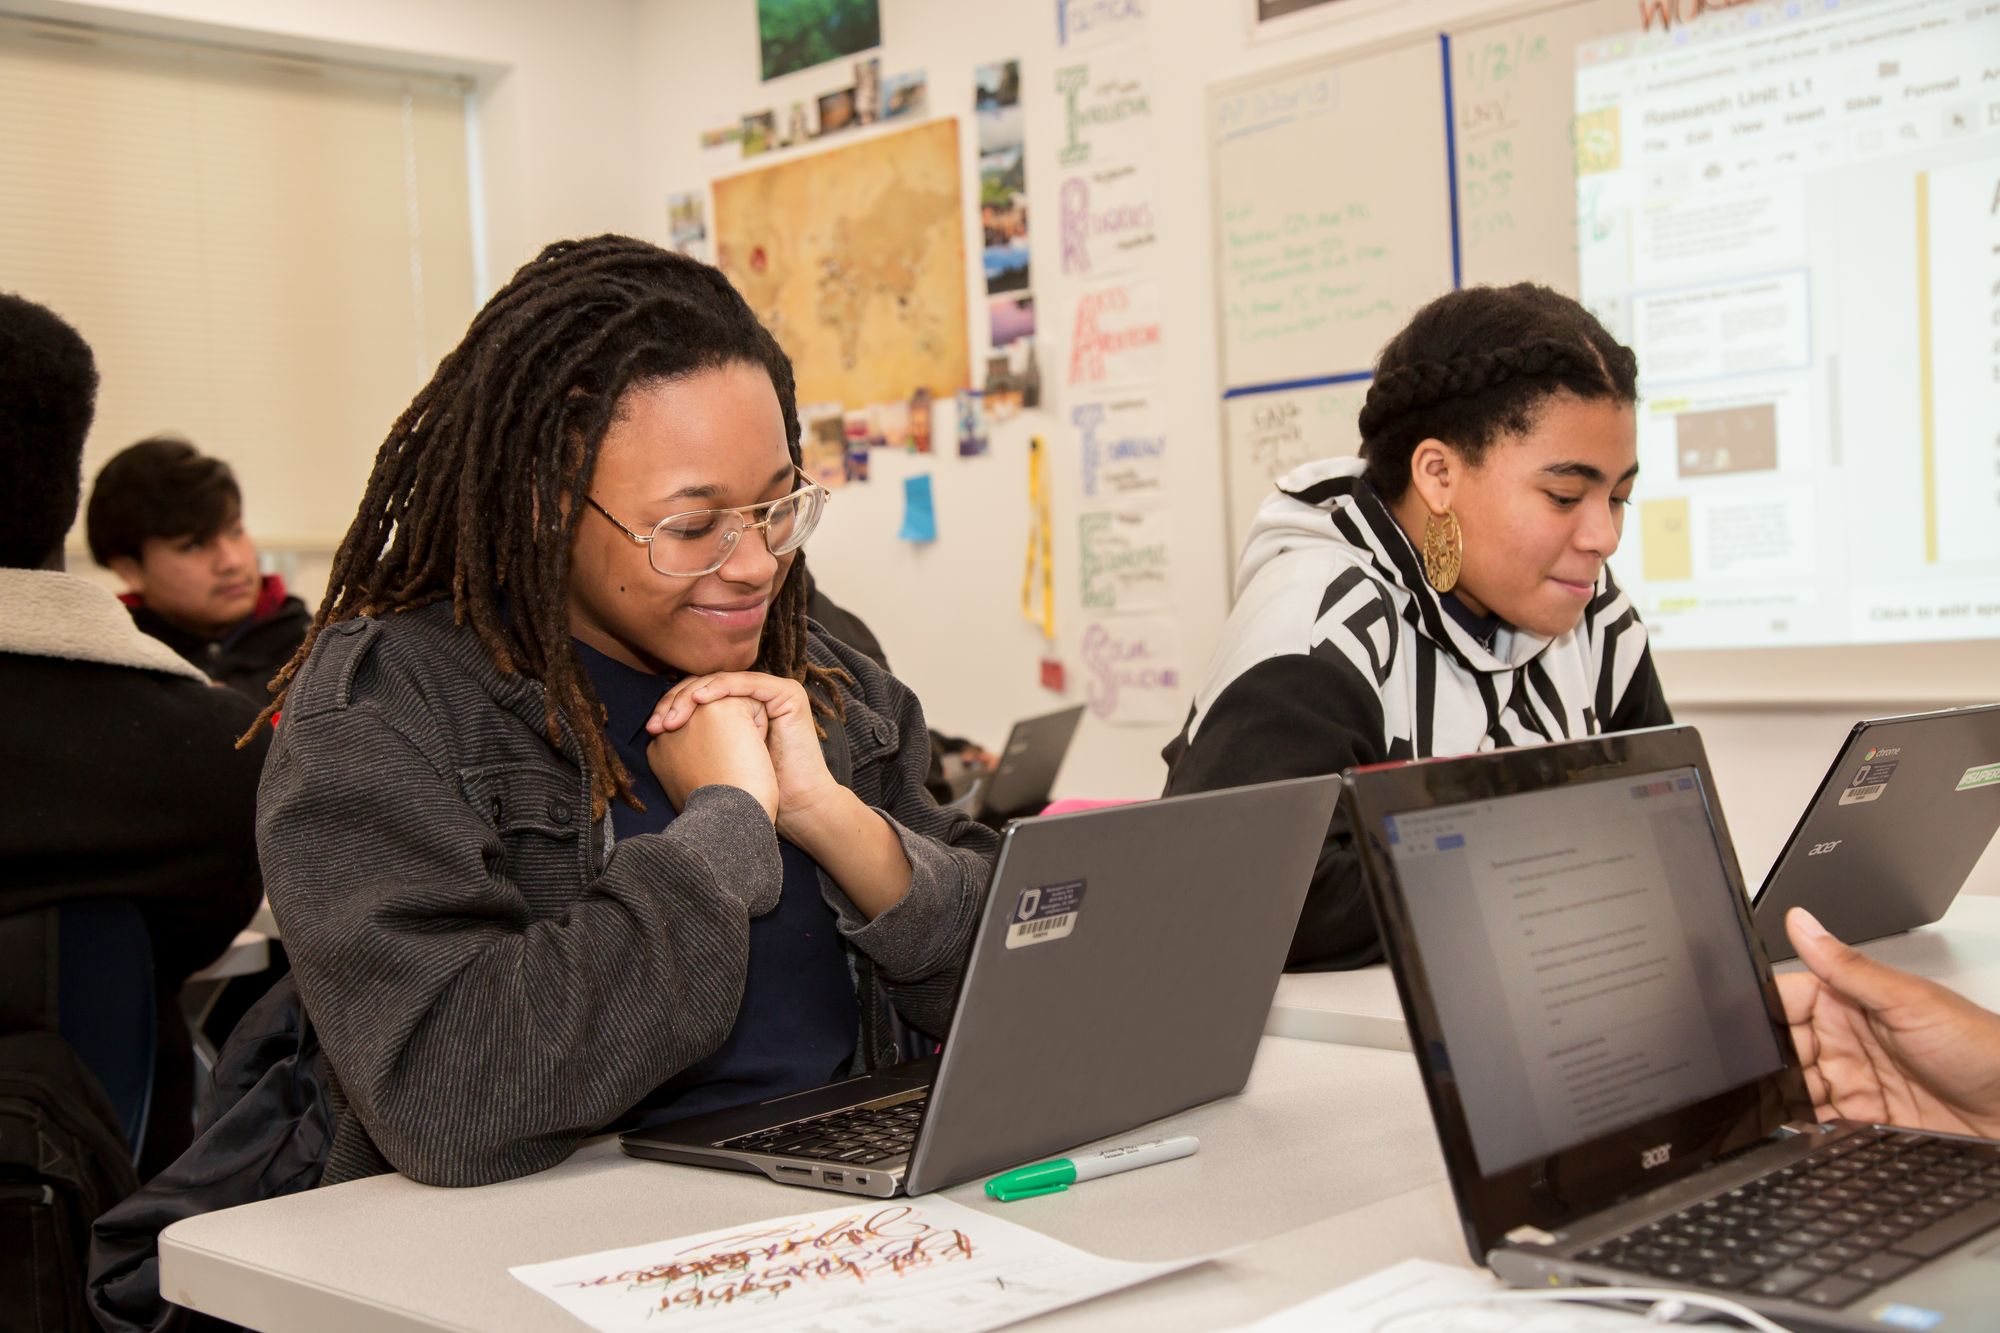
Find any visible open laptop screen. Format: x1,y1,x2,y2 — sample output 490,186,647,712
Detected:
1382,765,1785,1178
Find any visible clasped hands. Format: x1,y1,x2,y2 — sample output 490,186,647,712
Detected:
643,672,839,838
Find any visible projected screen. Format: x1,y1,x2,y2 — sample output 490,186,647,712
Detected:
1574,0,1999,652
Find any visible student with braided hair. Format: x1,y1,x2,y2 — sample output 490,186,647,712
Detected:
1164,283,1671,970
242,235,997,1188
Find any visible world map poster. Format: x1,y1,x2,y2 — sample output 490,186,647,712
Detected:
713,117,969,410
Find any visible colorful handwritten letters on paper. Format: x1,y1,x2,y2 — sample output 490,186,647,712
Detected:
1080,614,1183,726
1055,0,1149,48
1222,381,1366,561
1066,278,1163,389
1074,395,1165,501
509,1197,1197,1333
1079,506,1171,613
1053,44,1153,169
1058,159,1158,278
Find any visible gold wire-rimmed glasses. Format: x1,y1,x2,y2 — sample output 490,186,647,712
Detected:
586,466,829,577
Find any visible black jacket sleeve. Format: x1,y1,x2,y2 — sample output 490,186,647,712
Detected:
1161,653,1387,971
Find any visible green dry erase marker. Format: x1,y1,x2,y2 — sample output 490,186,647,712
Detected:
984,1135,1199,1202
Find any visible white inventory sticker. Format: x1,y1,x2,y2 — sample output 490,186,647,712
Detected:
1006,879,1087,949
1838,758,1899,805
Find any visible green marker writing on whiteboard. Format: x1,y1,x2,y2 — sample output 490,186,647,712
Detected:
984,1136,1199,1202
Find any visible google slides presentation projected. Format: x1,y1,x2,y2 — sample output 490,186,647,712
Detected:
1574,0,2000,650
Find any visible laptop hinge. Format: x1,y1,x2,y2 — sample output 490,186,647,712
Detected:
1776,1120,1825,1138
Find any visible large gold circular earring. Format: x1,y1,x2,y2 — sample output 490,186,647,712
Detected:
1422,509,1463,592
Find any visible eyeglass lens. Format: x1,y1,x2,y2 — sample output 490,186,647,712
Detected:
647,487,822,576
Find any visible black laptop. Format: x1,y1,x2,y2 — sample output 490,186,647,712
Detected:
1753,704,2000,963
1344,726,2000,1331
965,703,1086,827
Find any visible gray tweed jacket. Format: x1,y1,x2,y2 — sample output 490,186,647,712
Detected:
258,601,998,1188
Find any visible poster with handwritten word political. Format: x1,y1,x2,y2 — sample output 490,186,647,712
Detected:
510,1197,1195,1333
1080,613,1184,726
1065,277,1163,390
1079,505,1172,613
1058,158,1159,279
1055,0,1149,49
1074,393,1166,502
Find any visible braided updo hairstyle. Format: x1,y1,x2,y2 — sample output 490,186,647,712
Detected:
1357,283,1638,501
248,235,841,817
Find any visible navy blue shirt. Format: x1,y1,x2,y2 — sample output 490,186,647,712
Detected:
1440,591,1505,652
574,640,859,1127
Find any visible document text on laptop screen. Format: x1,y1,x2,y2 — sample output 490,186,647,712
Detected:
1384,768,1783,1177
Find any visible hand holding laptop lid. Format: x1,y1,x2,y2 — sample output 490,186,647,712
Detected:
1779,906,2000,1140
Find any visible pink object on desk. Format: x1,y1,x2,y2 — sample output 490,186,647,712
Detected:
1039,798,1137,817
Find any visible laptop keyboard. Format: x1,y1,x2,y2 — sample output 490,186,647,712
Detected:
1578,1128,2000,1309
715,1091,928,1166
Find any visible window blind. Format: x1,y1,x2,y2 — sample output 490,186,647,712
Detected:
0,16,477,548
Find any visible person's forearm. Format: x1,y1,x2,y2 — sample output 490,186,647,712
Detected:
782,787,913,920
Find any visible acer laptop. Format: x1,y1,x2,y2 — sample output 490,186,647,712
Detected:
1753,704,2000,962
620,774,1341,1198
964,703,1087,827
1345,726,2000,1332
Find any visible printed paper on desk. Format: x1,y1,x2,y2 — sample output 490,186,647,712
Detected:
1238,1258,1643,1331
510,1196,1199,1333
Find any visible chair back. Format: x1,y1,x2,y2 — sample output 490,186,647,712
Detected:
56,901,157,1164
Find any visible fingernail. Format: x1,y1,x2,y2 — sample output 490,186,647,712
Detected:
1789,906,1828,940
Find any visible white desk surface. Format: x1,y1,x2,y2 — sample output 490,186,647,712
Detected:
1267,891,2000,1053
1771,892,2000,1012
187,929,270,983
161,1036,1452,1332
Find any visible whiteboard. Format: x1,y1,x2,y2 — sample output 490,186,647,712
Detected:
1207,0,1999,703
1448,0,1634,293
1209,35,1455,565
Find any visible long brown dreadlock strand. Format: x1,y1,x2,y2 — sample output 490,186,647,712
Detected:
245,235,847,817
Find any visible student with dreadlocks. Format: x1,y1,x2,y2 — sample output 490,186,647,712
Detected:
1163,283,1672,971
244,235,999,1189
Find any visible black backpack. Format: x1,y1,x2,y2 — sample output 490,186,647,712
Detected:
1,906,144,1333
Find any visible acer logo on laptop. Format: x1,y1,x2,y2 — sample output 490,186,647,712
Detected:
1641,1143,1673,1169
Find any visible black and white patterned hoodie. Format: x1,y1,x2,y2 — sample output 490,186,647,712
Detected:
1162,456,1671,970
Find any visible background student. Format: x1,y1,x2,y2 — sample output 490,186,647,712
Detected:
1163,283,1671,971
0,293,266,1178
243,235,997,1190
86,436,310,705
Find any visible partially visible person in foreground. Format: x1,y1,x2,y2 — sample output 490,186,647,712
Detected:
1779,906,2000,1139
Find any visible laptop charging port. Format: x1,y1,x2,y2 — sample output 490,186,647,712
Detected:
775,1164,810,1176
823,1171,844,1184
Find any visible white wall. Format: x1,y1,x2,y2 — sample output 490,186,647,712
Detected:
34,0,1992,894
632,0,1995,893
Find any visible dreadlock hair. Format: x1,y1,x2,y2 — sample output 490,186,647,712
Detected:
1356,283,1638,502
248,235,845,817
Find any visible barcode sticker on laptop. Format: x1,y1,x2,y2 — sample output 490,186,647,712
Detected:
1006,879,1086,949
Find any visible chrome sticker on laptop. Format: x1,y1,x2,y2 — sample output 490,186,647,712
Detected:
1839,757,1900,805
1006,880,1085,949
1957,761,2000,793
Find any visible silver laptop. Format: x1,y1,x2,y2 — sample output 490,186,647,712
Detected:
1754,703,2000,962
967,703,1087,826
1344,726,2000,1332
620,774,1341,1197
